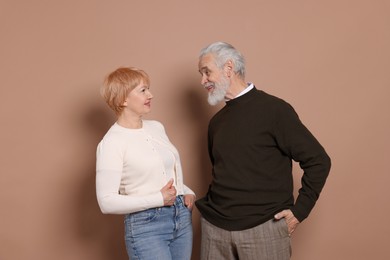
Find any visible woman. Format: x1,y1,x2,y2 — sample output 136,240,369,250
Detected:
96,67,195,259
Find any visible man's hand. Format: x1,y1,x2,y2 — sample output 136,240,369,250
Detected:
160,179,177,206
183,194,196,211
274,209,300,236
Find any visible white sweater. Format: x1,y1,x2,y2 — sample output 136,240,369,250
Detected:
96,120,195,214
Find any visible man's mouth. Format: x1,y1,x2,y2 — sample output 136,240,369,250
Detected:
204,83,214,92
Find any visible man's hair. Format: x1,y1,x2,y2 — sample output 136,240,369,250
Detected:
199,41,246,78
101,67,150,115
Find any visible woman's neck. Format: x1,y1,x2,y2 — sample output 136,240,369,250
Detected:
117,114,143,129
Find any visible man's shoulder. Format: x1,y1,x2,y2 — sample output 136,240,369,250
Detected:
252,88,291,108
254,88,283,101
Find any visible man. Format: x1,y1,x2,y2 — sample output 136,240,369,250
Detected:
195,42,331,259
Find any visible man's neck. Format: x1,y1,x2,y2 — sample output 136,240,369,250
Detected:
225,78,248,101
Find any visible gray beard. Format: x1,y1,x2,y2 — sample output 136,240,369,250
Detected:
207,77,230,106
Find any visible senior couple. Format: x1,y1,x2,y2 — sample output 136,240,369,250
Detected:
95,42,331,260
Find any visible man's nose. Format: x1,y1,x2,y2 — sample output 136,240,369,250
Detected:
201,75,208,85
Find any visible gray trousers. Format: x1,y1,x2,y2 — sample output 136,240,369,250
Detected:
200,217,291,260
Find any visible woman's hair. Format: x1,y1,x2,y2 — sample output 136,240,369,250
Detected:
199,41,246,79
101,67,150,115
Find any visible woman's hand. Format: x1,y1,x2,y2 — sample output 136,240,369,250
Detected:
184,194,196,211
160,179,177,206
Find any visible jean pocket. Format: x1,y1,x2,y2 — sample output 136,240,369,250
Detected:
125,208,162,238
129,208,161,225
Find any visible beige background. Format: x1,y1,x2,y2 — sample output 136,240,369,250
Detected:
1,0,389,259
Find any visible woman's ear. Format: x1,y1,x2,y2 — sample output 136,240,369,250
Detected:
122,100,128,107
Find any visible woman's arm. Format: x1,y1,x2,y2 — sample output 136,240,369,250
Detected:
96,169,164,214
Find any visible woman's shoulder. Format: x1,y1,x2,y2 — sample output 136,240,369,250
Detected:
98,124,125,144
143,120,165,130
100,123,139,142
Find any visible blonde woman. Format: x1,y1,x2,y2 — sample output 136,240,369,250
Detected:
96,67,195,259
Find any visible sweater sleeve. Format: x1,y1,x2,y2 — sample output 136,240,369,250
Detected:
95,138,164,215
183,184,196,196
96,169,164,214
274,102,331,222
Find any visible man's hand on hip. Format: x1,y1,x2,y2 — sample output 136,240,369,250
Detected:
274,209,300,236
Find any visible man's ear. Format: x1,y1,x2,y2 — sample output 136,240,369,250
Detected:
122,100,128,107
224,60,234,77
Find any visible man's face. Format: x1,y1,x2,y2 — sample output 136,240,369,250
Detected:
198,54,230,105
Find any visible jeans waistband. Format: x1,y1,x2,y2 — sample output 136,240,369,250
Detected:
174,195,185,206
125,195,186,218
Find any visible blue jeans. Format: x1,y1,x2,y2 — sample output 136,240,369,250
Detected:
124,196,193,260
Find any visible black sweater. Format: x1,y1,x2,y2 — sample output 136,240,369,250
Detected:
195,88,331,231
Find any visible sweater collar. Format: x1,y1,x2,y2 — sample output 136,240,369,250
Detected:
226,85,257,106
235,83,254,98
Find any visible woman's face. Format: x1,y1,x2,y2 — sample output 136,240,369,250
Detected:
123,80,153,116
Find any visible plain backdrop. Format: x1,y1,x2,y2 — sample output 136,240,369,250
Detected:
1,0,389,259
